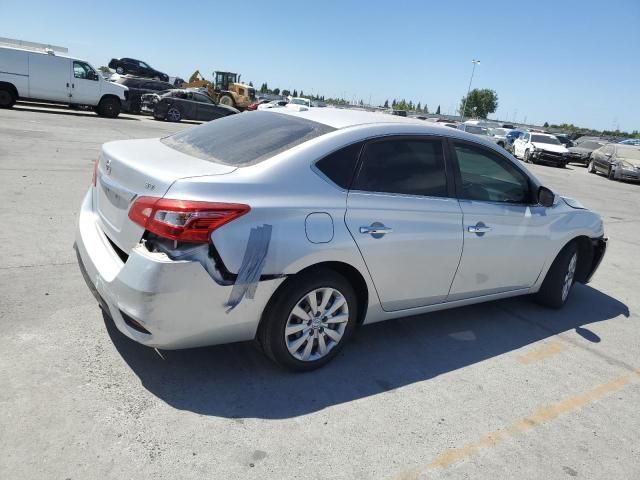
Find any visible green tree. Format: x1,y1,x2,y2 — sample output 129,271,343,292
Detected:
299,90,304,97
392,99,397,108
98,66,111,74
272,88,280,95
459,88,498,118
292,89,298,97
417,102,421,111
436,105,440,115
543,121,549,127
249,81,254,87
282,89,291,97
424,104,429,114
383,99,389,108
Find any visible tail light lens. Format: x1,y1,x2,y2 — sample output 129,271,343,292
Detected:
92,159,99,187
128,197,250,243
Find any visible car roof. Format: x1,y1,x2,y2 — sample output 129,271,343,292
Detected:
271,107,431,129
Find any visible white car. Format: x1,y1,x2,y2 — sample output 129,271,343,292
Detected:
75,109,607,370
289,97,312,107
513,132,569,167
0,40,127,117
257,100,288,110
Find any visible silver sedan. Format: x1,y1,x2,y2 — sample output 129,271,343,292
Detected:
75,108,607,370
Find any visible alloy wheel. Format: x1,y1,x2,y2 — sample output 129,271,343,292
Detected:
561,253,577,302
284,288,349,362
166,107,181,122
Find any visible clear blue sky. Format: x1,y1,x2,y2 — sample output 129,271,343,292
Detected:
3,0,639,131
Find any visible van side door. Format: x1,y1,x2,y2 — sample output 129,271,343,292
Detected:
28,53,71,102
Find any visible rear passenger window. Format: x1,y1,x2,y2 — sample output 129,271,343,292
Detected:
315,142,363,189
352,139,447,197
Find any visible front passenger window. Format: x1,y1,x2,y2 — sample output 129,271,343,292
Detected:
454,143,531,204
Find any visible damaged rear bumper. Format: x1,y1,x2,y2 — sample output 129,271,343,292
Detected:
74,190,284,349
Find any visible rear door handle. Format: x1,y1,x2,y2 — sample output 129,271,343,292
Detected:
468,223,492,234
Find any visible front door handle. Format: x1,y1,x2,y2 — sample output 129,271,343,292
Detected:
468,223,492,235
360,223,392,238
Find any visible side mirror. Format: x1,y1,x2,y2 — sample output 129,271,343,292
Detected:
538,186,555,207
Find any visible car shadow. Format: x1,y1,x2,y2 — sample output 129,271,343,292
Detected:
14,104,140,120
104,284,628,419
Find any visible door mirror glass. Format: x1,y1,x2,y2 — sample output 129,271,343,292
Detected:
538,186,555,207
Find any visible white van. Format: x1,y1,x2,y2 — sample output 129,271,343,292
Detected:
0,41,127,117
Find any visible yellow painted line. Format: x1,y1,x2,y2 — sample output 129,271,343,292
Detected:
394,370,639,480
517,341,567,364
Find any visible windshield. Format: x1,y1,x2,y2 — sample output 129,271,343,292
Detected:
531,134,561,145
617,146,640,160
580,141,604,150
161,111,335,166
290,98,310,106
466,125,489,135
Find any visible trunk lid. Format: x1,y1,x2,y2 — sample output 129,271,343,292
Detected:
95,138,236,252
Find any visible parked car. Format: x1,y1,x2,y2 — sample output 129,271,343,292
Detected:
112,76,174,114
257,100,288,110
289,97,312,107
504,129,525,153
458,124,506,148
567,140,606,166
554,134,574,148
108,58,169,82
246,99,271,111
488,127,510,148
0,43,127,117
141,89,238,122
513,132,569,167
618,138,640,146
75,109,606,371
587,144,640,181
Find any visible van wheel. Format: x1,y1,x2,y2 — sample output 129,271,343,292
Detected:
0,87,16,108
535,243,578,309
97,97,121,118
259,268,358,371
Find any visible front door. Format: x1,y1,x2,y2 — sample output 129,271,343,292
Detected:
448,140,553,300
345,136,464,311
71,61,101,105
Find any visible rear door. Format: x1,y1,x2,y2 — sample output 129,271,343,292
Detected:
71,61,101,105
345,136,463,311
448,140,553,300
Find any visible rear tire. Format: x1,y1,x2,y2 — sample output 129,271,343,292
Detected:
607,166,616,180
535,243,578,309
524,149,531,163
116,66,124,75
97,97,121,118
259,268,358,371
0,87,16,108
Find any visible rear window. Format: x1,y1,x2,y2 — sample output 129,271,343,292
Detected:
161,111,335,166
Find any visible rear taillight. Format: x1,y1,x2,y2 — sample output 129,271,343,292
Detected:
128,197,250,243
92,159,99,187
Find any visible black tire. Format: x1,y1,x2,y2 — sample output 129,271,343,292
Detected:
165,106,181,122
607,166,616,180
587,160,596,173
116,66,124,74
524,150,531,163
258,268,358,371
535,242,578,309
219,94,235,108
0,87,16,108
97,97,121,118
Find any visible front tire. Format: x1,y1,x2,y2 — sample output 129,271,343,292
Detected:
524,149,531,163
165,106,181,122
219,94,235,108
259,268,358,371
608,166,617,180
587,160,596,173
116,66,124,74
535,243,578,309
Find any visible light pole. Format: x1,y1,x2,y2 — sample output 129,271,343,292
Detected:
461,59,480,120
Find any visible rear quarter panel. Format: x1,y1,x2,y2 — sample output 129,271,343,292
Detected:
0,48,29,96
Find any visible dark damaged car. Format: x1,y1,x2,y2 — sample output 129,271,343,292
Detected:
141,89,239,122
